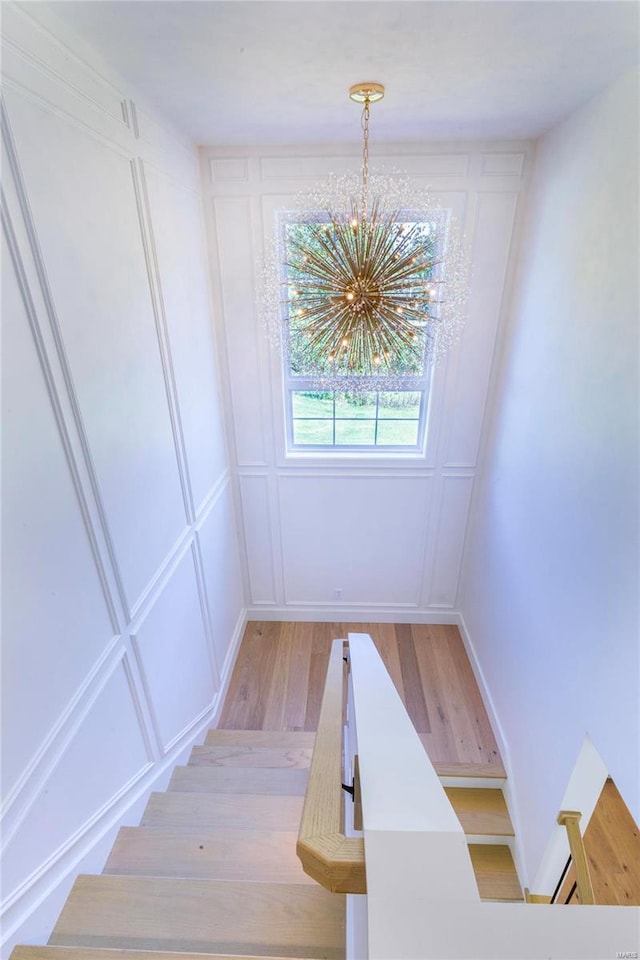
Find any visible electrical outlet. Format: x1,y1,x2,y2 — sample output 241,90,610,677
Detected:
334,587,343,600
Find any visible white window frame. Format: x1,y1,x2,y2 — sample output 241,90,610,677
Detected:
278,208,447,456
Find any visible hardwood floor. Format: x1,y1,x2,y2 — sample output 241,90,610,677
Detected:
219,621,503,768
557,777,640,906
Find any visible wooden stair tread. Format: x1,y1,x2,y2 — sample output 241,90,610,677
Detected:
49,875,345,958
189,746,312,769
468,844,523,901
142,792,304,832
445,787,514,836
12,950,309,959
206,730,316,749
104,827,313,883
169,765,308,796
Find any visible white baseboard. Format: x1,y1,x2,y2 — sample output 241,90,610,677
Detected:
246,604,459,624
0,607,248,958
456,612,528,889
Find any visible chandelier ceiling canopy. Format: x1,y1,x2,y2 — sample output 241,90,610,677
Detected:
262,83,469,390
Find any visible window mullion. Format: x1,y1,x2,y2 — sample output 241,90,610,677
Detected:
332,391,336,445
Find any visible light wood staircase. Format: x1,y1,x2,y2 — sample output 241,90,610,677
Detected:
432,760,522,902
10,731,342,960
11,730,521,960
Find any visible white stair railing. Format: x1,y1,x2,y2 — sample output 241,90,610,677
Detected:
344,632,639,960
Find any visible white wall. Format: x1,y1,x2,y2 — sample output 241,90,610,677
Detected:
0,5,245,953
201,144,532,622
459,69,639,884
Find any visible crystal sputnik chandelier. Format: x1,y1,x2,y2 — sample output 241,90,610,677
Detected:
263,83,468,388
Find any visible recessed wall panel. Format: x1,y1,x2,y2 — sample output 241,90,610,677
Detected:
0,230,115,797
238,475,276,603
428,477,474,606
132,549,216,750
144,163,228,509
213,196,267,466
279,476,430,604
1,654,149,899
4,89,187,611
445,193,519,467
198,483,244,669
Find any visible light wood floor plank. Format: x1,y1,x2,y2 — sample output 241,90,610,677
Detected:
396,623,431,734
284,623,314,731
557,777,640,905
262,623,293,731
49,875,345,958
444,624,501,765
218,621,504,772
304,624,334,731
412,626,458,762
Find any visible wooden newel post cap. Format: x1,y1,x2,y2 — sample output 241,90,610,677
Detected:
557,810,582,826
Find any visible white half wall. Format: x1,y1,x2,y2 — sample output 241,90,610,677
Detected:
459,68,639,885
201,142,532,622
0,4,245,953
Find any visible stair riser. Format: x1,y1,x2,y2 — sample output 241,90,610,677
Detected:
439,776,507,789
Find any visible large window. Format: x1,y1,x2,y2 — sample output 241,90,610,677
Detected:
280,211,443,454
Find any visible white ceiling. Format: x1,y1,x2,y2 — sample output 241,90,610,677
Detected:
35,1,639,145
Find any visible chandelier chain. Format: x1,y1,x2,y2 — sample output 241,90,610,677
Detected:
361,98,370,222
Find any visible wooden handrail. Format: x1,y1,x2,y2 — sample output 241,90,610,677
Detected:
297,639,366,894
557,810,595,904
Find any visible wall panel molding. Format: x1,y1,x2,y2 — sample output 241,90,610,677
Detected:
210,156,249,183
480,152,526,178
427,475,475,608
1,704,206,947
0,645,152,861
2,5,129,126
0,634,124,836
202,140,531,616
1,90,158,623
442,191,520,469
134,157,197,526
0,599,247,953
1,142,125,637
1,9,245,951
212,195,269,467
238,474,278,604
